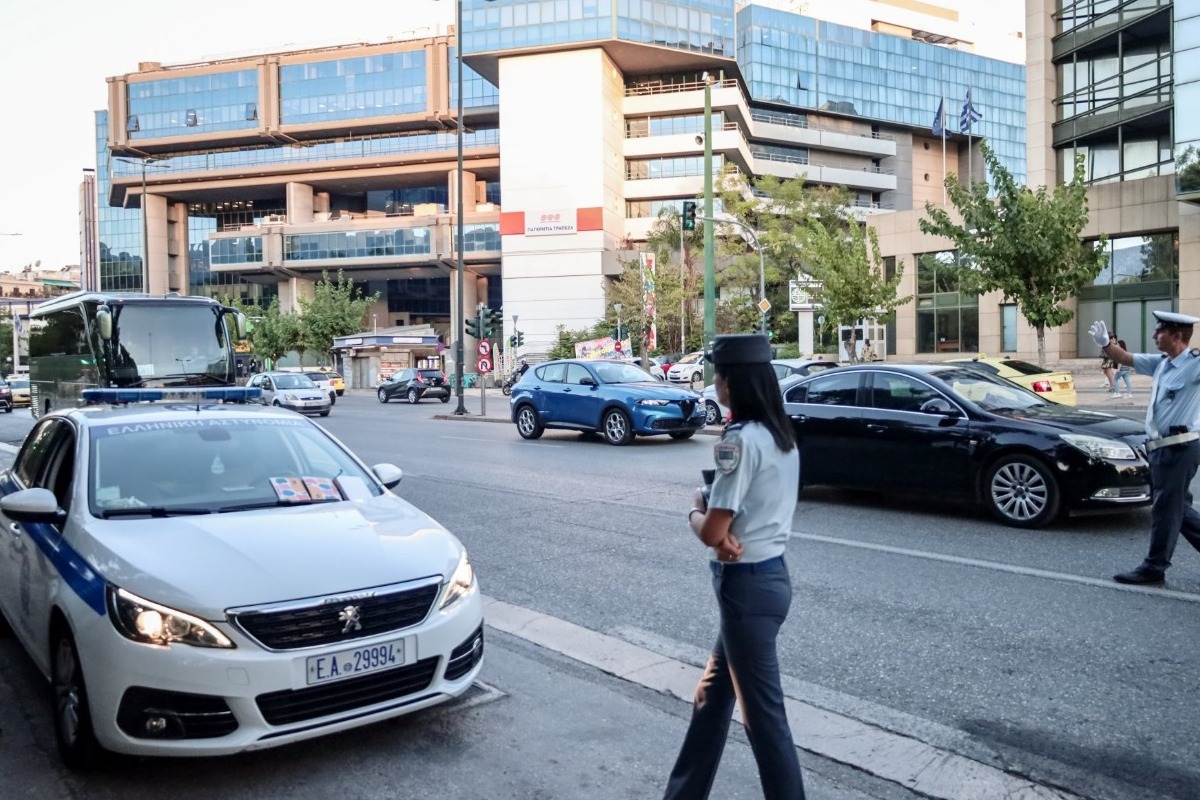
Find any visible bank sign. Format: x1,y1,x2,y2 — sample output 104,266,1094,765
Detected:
525,210,578,237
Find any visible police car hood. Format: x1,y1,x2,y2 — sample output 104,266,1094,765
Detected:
87,494,461,618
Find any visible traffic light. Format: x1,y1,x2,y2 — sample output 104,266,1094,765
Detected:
480,306,502,338
509,335,517,348
516,330,525,347
682,200,697,231
465,314,481,339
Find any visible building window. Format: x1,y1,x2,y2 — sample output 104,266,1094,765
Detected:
915,250,978,354
126,115,140,133
1000,304,1017,352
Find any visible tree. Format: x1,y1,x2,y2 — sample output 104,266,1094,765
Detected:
247,296,301,368
920,142,1106,364
719,174,909,361
297,271,381,365
643,205,707,352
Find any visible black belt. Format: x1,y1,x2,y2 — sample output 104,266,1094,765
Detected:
709,555,785,576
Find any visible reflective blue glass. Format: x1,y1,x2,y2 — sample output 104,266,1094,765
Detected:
96,111,146,292
283,229,433,260
461,223,502,252
127,71,258,139
449,45,501,109
110,129,500,177
462,0,735,59
210,237,264,265
1177,5,1200,198
280,53,427,124
738,6,1026,182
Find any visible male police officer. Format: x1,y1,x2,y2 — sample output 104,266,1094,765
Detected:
1091,311,1200,584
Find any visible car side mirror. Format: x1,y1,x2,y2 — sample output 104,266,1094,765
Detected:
920,398,961,417
95,307,113,340
1,488,66,524
372,463,403,489
580,377,597,387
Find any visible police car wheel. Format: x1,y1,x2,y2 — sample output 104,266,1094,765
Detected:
378,388,389,403
982,454,1061,529
52,630,105,770
407,388,420,404
669,431,695,440
602,409,633,446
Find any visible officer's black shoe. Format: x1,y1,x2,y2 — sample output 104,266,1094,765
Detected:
1113,567,1166,585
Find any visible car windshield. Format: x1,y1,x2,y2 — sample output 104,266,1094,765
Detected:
930,367,1048,411
998,359,1052,376
677,353,702,365
8,379,28,389
89,415,380,515
593,361,656,384
304,372,328,382
275,374,317,389
418,370,443,380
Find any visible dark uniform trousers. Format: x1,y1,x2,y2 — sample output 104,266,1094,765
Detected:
1145,439,1200,571
663,557,805,800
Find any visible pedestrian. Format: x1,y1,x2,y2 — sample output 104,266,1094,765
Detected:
1091,313,1200,585
1110,334,1133,398
1100,349,1116,393
663,333,805,800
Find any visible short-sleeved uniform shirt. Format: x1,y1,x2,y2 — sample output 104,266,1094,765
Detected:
706,421,800,564
1132,350,1200,438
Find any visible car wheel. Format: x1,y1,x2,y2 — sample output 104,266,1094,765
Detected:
515,405,544,440
336,390,344,397
602,408,633,446
983,454,1061,528
377,388,389,403
440,394,450,403
52,629,104,770
319,409,330,417
669,430,695,440
407,388,420,404
704,400,721,426
688,370,703,389
329,393,336,405
3,405,10,414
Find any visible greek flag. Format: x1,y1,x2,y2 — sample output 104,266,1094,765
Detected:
931,98,947,138
960,89,982,133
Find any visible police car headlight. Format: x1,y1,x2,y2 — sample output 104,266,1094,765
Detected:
637,399,669,406
438,551,476,610
107,587,234,648
1060,434,1138,461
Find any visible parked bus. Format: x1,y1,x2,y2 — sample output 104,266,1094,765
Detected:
28,291,246,418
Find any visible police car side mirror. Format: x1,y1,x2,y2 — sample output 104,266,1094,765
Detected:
96,307,113,341
1,488,67,524
372,463,403,489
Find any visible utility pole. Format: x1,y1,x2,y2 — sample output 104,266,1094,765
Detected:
702,73,716,383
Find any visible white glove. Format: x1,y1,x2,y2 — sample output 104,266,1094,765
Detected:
1089,320,1110,349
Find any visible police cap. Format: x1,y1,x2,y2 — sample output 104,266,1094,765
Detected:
708,334,772,366
1153,311,1200,331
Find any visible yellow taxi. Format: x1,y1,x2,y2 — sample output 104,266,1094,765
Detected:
948,354,1076,406
320,368,345,396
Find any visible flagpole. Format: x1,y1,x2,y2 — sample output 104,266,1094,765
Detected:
941,94,947,205
966,86,973,190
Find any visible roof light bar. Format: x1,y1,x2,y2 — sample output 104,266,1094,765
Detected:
82,387,262,405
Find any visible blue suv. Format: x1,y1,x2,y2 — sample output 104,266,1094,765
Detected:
510,359,706,445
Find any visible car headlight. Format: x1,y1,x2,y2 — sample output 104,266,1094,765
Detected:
637,399,669,406
107,587,234,648
439,550,476,610
1060,434,1138,461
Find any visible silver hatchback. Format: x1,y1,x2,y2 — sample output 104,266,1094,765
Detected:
247,371,332,417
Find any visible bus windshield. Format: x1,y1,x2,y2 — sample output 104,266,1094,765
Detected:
110,304,231,385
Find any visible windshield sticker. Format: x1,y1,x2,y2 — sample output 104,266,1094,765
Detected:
304,476,341,500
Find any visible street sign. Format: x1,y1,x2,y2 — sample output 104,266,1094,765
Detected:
478,340,491,356
757,298,771,314
789,278,821,310
614,339,623,353
477,357,493,373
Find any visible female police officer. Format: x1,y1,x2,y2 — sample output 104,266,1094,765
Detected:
663,334,805,800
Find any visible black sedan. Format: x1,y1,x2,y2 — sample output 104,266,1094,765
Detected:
782,363,1152,528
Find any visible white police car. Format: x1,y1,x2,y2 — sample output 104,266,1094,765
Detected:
0,388,483,768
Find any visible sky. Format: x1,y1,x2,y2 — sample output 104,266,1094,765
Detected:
0,0,1025,274
0,0,453,273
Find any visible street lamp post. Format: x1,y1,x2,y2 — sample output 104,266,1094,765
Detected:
613,303,623,350
443,0,498,416
113,156,166,293
700,215,767,335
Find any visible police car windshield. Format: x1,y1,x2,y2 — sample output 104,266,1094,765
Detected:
89,415,380,516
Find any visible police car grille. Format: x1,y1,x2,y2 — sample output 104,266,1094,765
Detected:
231,583,441,650
256,656,439,725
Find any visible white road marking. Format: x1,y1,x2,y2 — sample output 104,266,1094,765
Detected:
794,531,1200,603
